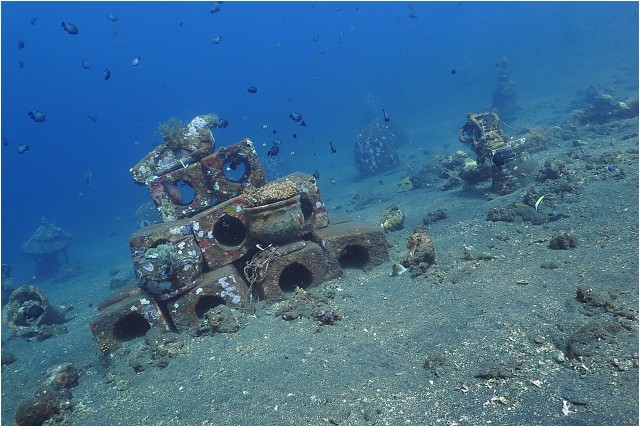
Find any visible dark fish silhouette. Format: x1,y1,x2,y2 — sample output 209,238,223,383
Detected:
267,144,280,156
216,118,229,128
313,170,320,180
30,17,37,25
107,13,118,22
28,110,45,122
382,108,390,122
61,21,78,35
292,133,297,138
18,40,24,50
18,61,24,69
17,144,29,154
3,137,9,146
300,120,307,127
81,60,92,69
450,69,457,75
104,68,111,80
329,140,337,154
210,2,222,13
88,114,98,122
290,112,302,122
247,86,257,94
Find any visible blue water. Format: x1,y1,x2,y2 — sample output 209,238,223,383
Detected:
2,1,638,286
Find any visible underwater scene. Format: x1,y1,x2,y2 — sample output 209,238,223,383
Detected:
1,1,638,425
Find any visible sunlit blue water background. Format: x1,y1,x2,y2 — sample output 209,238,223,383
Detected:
2,1,637,286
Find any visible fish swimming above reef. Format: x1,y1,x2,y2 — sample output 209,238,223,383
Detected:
313,170,320,180
383,108,390,122
61,21,78,35
17,144,29,154
104,68,111,80
81,60,92,69
28,110,45,122
107,13,118,22
330,140,337,154
267,144,280,157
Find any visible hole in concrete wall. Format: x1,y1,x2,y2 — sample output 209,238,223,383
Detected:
279,262,313,293
164,180,196,206
195,295,226,319
222,155,250,182
338,245,369,270
300,195,313,221
113,312,150,341
213,215,246,247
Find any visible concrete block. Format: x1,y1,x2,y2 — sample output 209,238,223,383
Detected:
147,163,216,221
312,221,389,272
190,196,257,270
129,220,203,300
168,265,249,331
271,172,329,236
253,241,340,302
89,293,170,353
200,138,267,204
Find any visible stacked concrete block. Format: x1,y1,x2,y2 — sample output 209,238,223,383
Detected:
89,293,170,353
189,195,256,270
200,138,267,204
253,241,340,302
129,218,203,300
168,265,249,331
312,221,389,272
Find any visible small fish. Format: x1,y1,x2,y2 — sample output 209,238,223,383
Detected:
18,40,25,50
329,178,337,185
17,144,29,154
61,21,78,35
132,56,141,66
300,120,307,127
272,129,277,134
390,262,407,277
30,17,37,25
104,68,111,81
329,140,337,154
85,170,93,186
383,108,390,122
2,137,8,146
289,112,303,122
534,194,549,211
267,144,280,157
107,13,118,22
210,2,222,13
261,124,268,129
18,61,24,69
81,60,92,69
379,179,384,185
212,35,222,44
450,69,457,74
290,151,296,156
88,114,98,122
292,133,297,138
408,12,418,19
313,170,320,180
28,110,45,122
216,118,228,128
247,86,257,94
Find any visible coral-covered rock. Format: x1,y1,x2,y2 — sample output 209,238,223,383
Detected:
401,225,436,277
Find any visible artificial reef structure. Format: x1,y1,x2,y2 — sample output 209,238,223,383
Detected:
90,113,389,353
459,112,526,195
21,219,72,278
491,57,520,122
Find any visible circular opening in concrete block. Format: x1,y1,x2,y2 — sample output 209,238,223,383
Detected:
113,312,150,341
279,262,312,293
300,195,313,221
213,215,246,247
222,155,250,182
164,180,196,206
338,245,369,269
195,295,226,319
